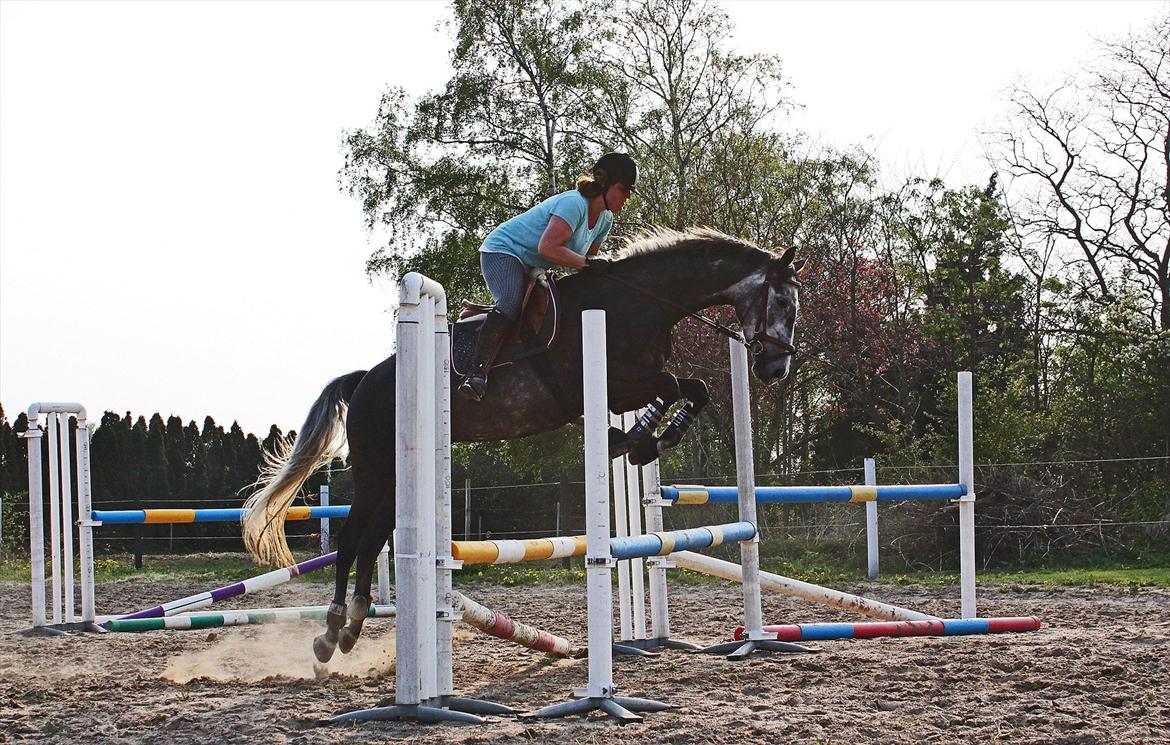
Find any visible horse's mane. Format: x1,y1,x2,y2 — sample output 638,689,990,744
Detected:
612,226,778,261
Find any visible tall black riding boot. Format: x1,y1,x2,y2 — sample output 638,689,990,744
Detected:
457,309,513,402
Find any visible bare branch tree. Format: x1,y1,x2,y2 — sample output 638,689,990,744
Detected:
990,14,1169,330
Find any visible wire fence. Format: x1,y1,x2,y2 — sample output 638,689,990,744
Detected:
3,454,1166,562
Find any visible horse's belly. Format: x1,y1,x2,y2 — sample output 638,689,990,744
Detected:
450,364,579,442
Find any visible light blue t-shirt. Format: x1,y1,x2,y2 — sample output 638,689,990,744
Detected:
481,190,612,269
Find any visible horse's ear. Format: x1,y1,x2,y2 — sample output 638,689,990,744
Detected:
778,245,797,267
793,257,806,273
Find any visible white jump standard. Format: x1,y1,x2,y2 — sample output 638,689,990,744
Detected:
523,310,674,722
22,403,98,634
333,273,515,725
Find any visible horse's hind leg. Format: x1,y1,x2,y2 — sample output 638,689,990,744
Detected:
313,513,363,663
338,500,392,655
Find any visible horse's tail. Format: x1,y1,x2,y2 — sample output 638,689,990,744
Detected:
241,370,367,567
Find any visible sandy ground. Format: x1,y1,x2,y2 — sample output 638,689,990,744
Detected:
1,569,1168,744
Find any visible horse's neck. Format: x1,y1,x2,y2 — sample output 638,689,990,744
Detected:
619,247,762,320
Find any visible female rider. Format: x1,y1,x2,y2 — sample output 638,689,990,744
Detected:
458,152,637,401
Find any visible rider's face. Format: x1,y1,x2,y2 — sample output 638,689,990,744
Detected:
606,182,634,213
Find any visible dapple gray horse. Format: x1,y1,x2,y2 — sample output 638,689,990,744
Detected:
240,227,804,662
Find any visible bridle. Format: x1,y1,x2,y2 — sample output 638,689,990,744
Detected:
744,275,800,357
597,270,799,358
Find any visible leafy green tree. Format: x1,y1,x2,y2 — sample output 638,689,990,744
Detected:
341,0,606,303
894,176,1033,398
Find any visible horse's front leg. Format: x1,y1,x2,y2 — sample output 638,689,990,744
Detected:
606,370,681,460
628,377,709,465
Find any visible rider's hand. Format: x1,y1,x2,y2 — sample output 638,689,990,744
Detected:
585,255,615,273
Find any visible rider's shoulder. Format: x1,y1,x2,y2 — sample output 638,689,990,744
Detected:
545,189,587,217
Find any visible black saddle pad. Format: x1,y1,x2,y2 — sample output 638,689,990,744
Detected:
451,309,559,376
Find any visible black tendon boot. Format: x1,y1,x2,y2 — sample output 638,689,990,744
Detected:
458,309,513,402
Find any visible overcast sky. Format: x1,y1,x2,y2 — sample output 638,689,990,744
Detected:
0,0,1160,434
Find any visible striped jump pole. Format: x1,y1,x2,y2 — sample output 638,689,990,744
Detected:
450,523,754,566
610,522,756,559
104,604,396,633
450,592,578,657
732,617,1041,642
669,550,936,622
452,535,586,565
659,483,967,504
116,551,338,620
90,505,351,524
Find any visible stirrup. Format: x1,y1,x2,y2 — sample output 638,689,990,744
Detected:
458,375,488,402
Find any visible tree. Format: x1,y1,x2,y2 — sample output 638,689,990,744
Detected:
91,411,131,500
185,421,209,499
0,406,26,498
144,414,170,497
993,13,1170,330
340,0,606,302
593,0,790,231
164,415,188,498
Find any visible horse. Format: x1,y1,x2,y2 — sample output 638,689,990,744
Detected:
240,227,804,663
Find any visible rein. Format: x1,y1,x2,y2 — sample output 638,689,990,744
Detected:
596,271,798,357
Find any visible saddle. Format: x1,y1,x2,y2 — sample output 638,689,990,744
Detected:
451,271,561,377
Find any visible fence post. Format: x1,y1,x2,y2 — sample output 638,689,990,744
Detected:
559,478,572,569
135,492,145,569
23,422,46,626
864,457,878,579
464,479,471,540
319,484,330,553
957,371,977,619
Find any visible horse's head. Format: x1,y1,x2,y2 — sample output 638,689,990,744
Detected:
735,245,804,382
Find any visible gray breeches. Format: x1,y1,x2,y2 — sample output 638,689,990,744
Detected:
479,251,528,321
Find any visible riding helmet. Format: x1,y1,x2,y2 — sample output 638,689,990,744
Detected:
593,152,638,190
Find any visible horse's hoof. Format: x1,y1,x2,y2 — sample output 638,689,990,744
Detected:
338,627,359,655
313,634,337,663
627,438,660,465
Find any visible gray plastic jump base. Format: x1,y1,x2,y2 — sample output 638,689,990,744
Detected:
522,694,673,723
698,637,817,660
332,695,517,725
